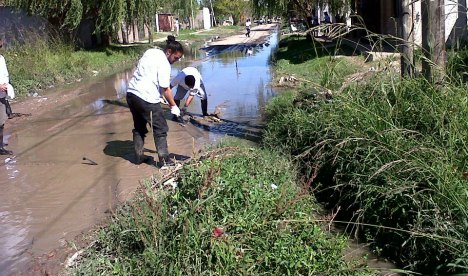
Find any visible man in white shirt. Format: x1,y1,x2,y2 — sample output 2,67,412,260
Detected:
245,18,252,37
126,36,183,167
0,39,13,155
170,67,209,118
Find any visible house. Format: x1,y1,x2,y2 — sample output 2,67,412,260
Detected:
348,0,468,47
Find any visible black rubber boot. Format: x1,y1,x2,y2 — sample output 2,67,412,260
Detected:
0,125,12,155
201,99,208,116
155,136,173,167
133,130,145,164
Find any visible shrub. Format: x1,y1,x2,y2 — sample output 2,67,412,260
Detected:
264,75,468,274
74,145,370,275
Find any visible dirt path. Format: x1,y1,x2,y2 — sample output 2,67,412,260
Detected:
0,24,279,275
208,23,278,46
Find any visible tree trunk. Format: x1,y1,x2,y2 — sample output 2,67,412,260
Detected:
121,22,129,44
400,0,414,77
421,0,446,82
209,0,216,27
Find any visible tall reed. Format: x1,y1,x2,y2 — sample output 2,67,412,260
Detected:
264,73,468,273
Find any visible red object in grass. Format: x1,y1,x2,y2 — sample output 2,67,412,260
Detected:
463,172,468,179
212,227,224,237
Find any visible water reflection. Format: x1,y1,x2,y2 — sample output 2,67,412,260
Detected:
172,30,279,140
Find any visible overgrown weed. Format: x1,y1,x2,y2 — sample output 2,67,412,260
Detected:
264,48,468,274
73,143,373,275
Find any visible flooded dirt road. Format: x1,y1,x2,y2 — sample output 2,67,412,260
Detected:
0,25,279,274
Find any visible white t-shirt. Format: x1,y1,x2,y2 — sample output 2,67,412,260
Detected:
246,21,251,28
0,55,9,84
0,55,11,99
171,67,205,96
127,48,171,103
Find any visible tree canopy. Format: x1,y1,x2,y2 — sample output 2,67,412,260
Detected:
5,0,168,34
251,0,350,20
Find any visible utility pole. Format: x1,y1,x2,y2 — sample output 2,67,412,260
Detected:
421,0,446,82
400,0,414,77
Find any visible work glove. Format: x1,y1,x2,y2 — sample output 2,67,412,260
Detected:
7,84,15,99
170,105,181,117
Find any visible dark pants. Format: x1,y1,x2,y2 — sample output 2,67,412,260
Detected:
126,92,168,141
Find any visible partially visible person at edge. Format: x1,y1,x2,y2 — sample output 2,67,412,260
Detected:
0,38,14,155
245,18,251,37
126,35,183,167
170,67,209,119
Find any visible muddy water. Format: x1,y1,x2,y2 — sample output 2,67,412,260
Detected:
0,31,279,274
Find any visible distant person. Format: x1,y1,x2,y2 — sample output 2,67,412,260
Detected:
126,35,183,166
0,38,13,155
312,14,319,27
323,12,331,24
175,18,180,36
245,18,252,37
170,67,209,118
310,13,320,37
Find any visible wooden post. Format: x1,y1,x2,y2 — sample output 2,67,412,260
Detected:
421,0,446,82
400,0,414,77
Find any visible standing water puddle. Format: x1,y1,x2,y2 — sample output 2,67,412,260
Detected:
0,30,279,274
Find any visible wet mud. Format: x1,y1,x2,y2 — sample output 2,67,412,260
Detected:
0,27,280,274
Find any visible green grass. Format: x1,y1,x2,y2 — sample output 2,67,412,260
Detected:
264,36,468,274
73,143,373,275
272,36,362,90
3,37,150,98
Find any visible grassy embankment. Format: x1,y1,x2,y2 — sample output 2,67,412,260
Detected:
73,142,373,275
3,25,242,99
264,34,468,274
4,40,148,98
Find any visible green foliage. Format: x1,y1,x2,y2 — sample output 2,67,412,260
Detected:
251,0,350,20
74,144,371,275
274,35,361,90
264,73,468,274
5,0,165,34
210,0,251,25
447,44,468,83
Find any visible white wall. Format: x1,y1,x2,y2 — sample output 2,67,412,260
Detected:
203,7,211,30
413,0,468,46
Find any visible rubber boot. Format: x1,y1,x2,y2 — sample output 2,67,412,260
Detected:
201,99,208,116
133,130,145,164
0,125,12,155
155,136,173,167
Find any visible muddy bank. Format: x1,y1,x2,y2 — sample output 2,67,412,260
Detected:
0,25,280,275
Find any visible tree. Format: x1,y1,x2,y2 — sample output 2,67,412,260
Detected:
251,0,350,27
421,0,446,82
5,0,166,44
399,0,414,77
202,0,250,25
